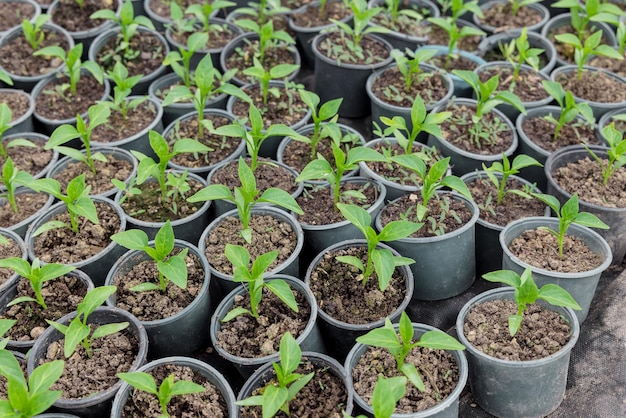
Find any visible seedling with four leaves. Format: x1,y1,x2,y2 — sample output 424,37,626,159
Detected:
21,14,51,52
377,0,429,31
481,153,542,207
540,79,595,141
234,19,295,66
500,27,544,88
388,48,438,97
162,30,209,89
102,61,149,121
554,29,623,80
584,122,626,187
552,0,622,41
298,90,343,160
242,58,299,106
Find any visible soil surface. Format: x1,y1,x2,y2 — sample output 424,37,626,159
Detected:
371,3,432,35
477,66,548,103
51,153,134,196
216,287,310,357
0,28,69,77
429,54,480,73
0,91,30,122
147,0,206,20
122,363,229,417
290,1,351,28
0,237,23,287
34,75,106,121
370,67,450,107
463,299,572,361
50,0,118,32
91,100,157,142
316,32,390,65
509,228,604,273
308,246,407,324
210,157,299,195
0,138,54,177
0,192,49,230
170,23,238,51
520,116,598,152
424,23,483,51
229,84,308,127
589,53,626,79
476,3,543,31
0,2,36,32
95,30,166,77
554,69,626,104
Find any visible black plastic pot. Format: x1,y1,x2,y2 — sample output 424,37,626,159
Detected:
0,228,28,294
473,0,550,35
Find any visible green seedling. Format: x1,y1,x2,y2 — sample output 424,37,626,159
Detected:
234,19,295,64
342,375,407,418
532,193,609,258
0,69,13,85
0,350,64,418
162,31,209,89
617,20,626,56
507,0,542,15
223,244,298,321
0,258,75,311
235,0,289,27
111,177,141,206
45,102,110,174
482,154,542,206
21,14,51,51
541,80,595,141
0,318,16,350
390,48,438,94
357,311,464,391
117,371,205,418
500,27,544,85
552,0,622,40
0,158,37,214
31,174,99,236
188,157,302,243
380,0,427,27
336,203,418,291
186,0,235,33
237,332,314,417
584,122,626,186
298,90,342,160
554,29,623,80
483,267,581,336
242,58,299,105
111,220,188,292
0,103,36,159
46,286,128,358
102,61,148,120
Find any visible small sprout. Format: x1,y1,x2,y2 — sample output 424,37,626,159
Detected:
21,14,51,51
102,61,148,120
507,0,542,16
501,27,544,86
242,58,299,105
482,154,542,205
541,80,595,141
584,122,626,187
390,48,438,93
0,157,37,214
298,90,343,160
234,19,295,65
186,0,236,34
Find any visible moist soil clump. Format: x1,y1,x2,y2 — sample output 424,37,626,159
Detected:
316,32,390,65
52,154,134,196
0,192,49,229
91,100,157,142
463,299,572,361
554,69,626,104
0,28,69,77
477,67,549,103
210,157,299,195
520,116,598,152
476,3,543,31
0,2,36,32
370,67,449,107
308,246,407,324
0,238,23,287
122,363,228,417
34,75,106,121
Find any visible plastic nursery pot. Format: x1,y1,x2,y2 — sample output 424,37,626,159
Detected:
198,206,304,298
500,216,612,324
550,65,626,120
366,63,454,133
426,98,519,176
144,0,220,32
311,32,394,118
472,0,550,35
111,355,238,418
345,322,468,418
456,287,580,418
237,351,353,416
114,171,212,245
25,196,127,287
0,228,28,294
88,26,170,95
597,106,626,145
104,240,212,358
210,274,324,378
0,132,59,183
545,145,626,265
304,239,414,361
90,96,164,159
1,89,35,136
376,192,479,301
26,307,148,418
0,269,94,354
45,147,138,199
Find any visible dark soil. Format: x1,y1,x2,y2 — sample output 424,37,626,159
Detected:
554,69,626,104
353,344,460,413
476,3,543,31
509,228,604,273
551,156,626,208
39,327,139,399
0,28,69,77
205,214,298,275
216,287,310,357
308,246,407,324
589,53,626,79
520,116,599,152
230,84,309,127
0,192,49,230
51,153,134,196
296,181,381,225
33,201,122,264
0,237,22,287
240,359,348,418
170,23,238,50
122,363,229,417
224,38,297,84
95,30,166,77
119,177,205,222
463,299,572,361
424,23,483,51
547,24,611,64
1,274,88,341
477,66,548,103
466,176,546,226
316,32,390,65
34,75,106,121
290,1,351,28
371,3,433,35
0,138,53,177
379,192,473,238
50,0,118,32
0,2,36,32
429,54,480,73
91,100,157,142
370,66,450,107
111,249,205,321
210,157,299,195
440,102,514,155
0,91,30,122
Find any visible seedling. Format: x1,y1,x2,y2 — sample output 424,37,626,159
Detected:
483,267,581,336
111,177,141,205
584,122,626,187
617,20,626,56
234,0,288,27
117,371,205,418
0,103,36,159
102,61,148,120
188,157,302,243
357,311,464,391
111,220,189,292
507,0,542,15
298,90,342,160
0,258,75,310
186,0,235,33
237,332,314,417
0,350,64,418
554,29,623,80
0,319,16,349
0,69,13,85
222,244,298,321
336,203,418,291
21,14,51,51
552,0,622,41
30,174,99,237
46,286,129,358
242,58,299,105
541,80,595,141
532,193,609,258
380,0,427,27
390,48,438,94
342,375,407,418
234,19,295,65
482,154,542,206
500,27,544,86
451,70,525,149
0,158,37,214
162,31,208,89
45,102,110,174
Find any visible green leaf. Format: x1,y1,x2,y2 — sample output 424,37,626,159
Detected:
250,250,279,278
187,184,233,203
574,212,610,229
335,255,364,272
28,360,64,395
158,250,188,289
172,138,211,155
118,372,158,395
222,307,251,322
32,220,69,237
508,314,523,336
259,188,303,214
47,124,80,149
64,320,90,357
130,282,161,292
337,203,371,232
265,279,298,313
417,330,465,350
78,286,117,318
538,284,582,310
295,159,333,182
169,379,206,396
91,322,129,340
371,375,406,418
400,362,425,392
111,229,149,251
356,324,401,350
378,220,421,242
372,248,395,291
482,270,522,288
398,312,413,346
278,332,301,376
154,220,175,259
261,385,288,418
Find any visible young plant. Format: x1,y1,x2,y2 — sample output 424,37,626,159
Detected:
482,267,581,336
617,19,626,56
237,332,314,417
532,193,609,258
390,48,438,94
162,30,209,89
0,158,37,214
111,220,188,292
507,0,542,16
0,103,36,159
21,13,51,51
335,203,419,291
554,29,623,80
584,122,626,187
102,61,148,120
222,244,297,321
187,157,303,243
500,27,544,86
356,311,464,391
234,19,295,64
186,0,235,34
46,286,129,358
117,371,205,418
45,102,110,174
552,0,622,40
381,0,427,27
0,258,75,311
541,80,595,141
298,90,342,160
482,153,542,206
0,350,64,418
234,0,289,27
242,58,299,106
